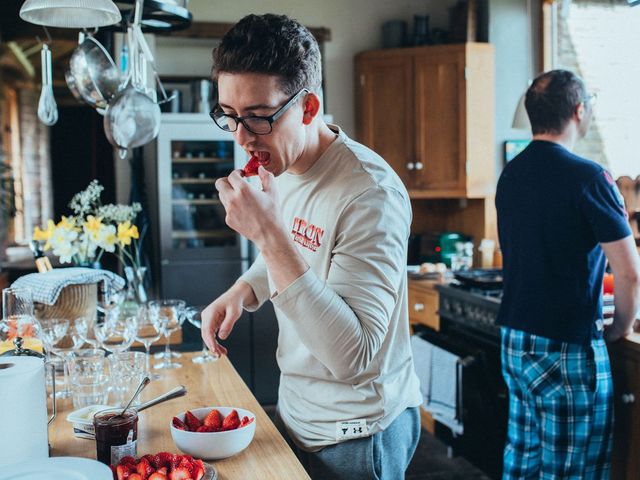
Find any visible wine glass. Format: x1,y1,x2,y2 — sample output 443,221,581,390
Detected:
184,307,218,364
75,315,99,348
148,299,186,370
41,318,87,399
134,306,163,379
94,314,138,355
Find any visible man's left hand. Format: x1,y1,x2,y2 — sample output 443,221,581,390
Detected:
215,166,283,247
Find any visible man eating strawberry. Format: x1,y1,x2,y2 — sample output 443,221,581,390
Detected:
203,14,422,480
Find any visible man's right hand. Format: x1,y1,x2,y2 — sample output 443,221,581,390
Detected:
201,281,257,356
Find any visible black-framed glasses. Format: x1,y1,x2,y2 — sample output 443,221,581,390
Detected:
210,88,309,135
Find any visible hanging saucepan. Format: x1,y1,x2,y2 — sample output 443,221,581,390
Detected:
68,35,122,110
64,70,83,103
103,83,161,158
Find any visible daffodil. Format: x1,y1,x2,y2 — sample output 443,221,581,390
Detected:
83,215,103,243
117,221,139,247
57,215,77,230
33,219,55,243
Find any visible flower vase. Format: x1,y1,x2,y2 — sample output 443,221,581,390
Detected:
122,266,148,317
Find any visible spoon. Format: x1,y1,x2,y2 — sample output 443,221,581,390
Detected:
136,385,187,413
115,375,151,419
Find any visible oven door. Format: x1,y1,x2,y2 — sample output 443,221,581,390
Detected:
413,325,507,479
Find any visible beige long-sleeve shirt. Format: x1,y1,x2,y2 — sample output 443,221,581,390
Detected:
240,126,422,451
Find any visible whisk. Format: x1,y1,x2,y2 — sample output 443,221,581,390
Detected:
38,44,58,126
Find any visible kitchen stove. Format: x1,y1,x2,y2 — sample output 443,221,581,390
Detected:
436,281,502,343
423,270,507,479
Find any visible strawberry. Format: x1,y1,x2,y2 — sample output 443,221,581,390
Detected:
116,464,132,480
110,465,117,480
136,458,154,479
148,473,167,480
172,416,188,431
168,467,191,480
242,156,260,177
196,425,215,432
184,410,202,431
239,415,254,427
192,461,205,480
156,452,175,469
119,456,137,467
156,467,168,475
142,454,159,469
128,475,142,480
203,409,222,429
222,409,240,430
177,456,195,477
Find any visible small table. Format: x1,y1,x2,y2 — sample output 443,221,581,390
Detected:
48,352,310,480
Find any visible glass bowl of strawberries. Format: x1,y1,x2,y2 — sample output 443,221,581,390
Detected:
170,407,256,460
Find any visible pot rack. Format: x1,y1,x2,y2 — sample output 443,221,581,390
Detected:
113,0,192,33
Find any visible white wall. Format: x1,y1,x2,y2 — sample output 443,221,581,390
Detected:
489,0,536,178
186,0,459,138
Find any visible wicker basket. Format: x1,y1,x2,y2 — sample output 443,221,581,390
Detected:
33,283,97,321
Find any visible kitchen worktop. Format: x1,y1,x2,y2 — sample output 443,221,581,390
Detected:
49,352,310,479
408,276,640,349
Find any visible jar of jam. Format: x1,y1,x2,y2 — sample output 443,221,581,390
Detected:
93,407,138,465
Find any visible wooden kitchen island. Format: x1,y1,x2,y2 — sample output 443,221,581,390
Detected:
48,352,310,479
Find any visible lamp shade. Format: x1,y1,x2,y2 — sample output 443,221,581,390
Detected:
20,0,122,28
511,92,532,131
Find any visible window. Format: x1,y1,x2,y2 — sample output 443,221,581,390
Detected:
544,0,640,178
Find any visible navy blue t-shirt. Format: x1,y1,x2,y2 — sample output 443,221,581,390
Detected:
495,140,631,343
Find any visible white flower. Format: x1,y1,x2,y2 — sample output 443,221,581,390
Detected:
48,224,79,264
96,224,117,253
97,203,142,224
69,180,104,217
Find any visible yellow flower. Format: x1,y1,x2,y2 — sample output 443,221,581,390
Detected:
117,221,139,246
84,215,102,233
33,219,55,242
57,216,77,230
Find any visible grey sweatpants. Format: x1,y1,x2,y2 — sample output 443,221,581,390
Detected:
274,407,421,480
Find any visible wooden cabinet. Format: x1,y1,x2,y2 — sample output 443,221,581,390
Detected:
610,338,640,480
355,43,495,199
407,279,440,331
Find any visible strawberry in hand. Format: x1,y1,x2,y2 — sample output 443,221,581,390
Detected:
241,156,261,177
241,151,270,177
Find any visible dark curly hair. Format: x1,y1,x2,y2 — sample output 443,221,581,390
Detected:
525,69,587,135
212,14,322,96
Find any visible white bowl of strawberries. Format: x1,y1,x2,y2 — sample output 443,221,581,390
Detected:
170,407,256,460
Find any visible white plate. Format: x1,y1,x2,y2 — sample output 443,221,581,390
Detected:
0,457,112,480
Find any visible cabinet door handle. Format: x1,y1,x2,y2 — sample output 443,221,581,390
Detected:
414,303,424,312
415,162,424,170
622,393,636,404
407,162,415,170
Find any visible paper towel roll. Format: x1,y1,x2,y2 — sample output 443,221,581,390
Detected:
0,356,49,466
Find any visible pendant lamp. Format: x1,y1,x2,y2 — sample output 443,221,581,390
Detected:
19,0,122,28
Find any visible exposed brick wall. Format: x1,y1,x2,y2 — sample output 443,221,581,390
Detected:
18,88,53,242
557,0,640,177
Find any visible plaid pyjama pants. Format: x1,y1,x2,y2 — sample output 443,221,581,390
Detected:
500,327,613,480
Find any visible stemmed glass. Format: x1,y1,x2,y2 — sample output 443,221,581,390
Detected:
134,306,163,379
185,307,218,364
40,319,86,399
94,314,138,355
75,315,100,348
148,299,186,370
